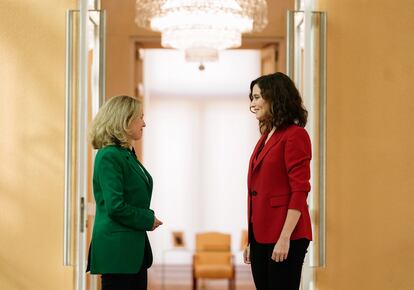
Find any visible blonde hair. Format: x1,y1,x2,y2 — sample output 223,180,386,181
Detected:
89,95,142,149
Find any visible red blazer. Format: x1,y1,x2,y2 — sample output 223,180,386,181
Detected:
247,125,312,243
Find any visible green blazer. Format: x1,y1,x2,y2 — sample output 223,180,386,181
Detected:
89,145,155,274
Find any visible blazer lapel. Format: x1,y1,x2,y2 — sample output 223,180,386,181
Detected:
252,130,284,172
136,159,153,194
248,133,267,189
123,150,151,189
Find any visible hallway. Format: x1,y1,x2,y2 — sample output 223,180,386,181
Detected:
1,0,414,290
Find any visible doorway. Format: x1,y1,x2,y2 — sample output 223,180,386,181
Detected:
141,48,260,288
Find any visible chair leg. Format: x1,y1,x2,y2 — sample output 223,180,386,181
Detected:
229,277,236,290
229,267,236,290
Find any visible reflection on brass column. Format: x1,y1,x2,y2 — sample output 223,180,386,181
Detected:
64,10,74,267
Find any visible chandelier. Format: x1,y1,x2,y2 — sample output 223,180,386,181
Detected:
135,0,268,64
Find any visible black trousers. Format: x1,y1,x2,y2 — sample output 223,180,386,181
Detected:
101,268,147,290
249,229,309,290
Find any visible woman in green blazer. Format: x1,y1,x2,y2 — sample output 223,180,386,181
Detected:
87,95,163,290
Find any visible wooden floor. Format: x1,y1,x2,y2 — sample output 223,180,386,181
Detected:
149,283,256,290
147,264,256,290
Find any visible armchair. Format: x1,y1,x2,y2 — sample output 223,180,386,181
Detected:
192,232,235,290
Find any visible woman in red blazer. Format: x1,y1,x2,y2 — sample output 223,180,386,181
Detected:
243,72,312,290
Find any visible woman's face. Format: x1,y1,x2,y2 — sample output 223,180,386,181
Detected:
128,111,146,142
250,84,270,121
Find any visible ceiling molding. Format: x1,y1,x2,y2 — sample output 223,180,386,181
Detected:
130,36,285,49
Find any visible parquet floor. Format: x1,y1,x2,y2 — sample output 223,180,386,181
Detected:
149,283,256,290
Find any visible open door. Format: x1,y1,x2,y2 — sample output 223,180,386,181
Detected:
131,42,145,159
286,8,327,290
260,41,286,75
64,1,106,290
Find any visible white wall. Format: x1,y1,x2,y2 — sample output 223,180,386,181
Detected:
142,49,261,264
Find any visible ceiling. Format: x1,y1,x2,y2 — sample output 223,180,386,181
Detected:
102,0,295,42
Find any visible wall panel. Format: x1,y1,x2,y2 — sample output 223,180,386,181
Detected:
315,1,414,289
0,1,76,289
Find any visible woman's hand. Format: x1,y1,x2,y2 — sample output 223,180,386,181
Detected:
272,236,290,262
243,244,251,264
151,216,163,231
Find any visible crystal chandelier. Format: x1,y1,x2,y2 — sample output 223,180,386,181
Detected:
135,0,268,63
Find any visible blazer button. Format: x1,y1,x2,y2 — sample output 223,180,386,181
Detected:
251,191,257,196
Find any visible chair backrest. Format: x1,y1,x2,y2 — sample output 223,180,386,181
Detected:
193,232,234,281
195,232,231,252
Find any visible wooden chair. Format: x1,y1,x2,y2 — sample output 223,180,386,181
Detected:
192,232,235,290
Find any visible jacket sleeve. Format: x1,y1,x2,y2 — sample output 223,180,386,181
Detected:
98,151,155,231
284,128,312,211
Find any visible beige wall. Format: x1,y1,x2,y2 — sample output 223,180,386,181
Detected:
316,1,414,289
0,1,75,290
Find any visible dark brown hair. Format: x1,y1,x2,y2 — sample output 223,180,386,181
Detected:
249,72,308,133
